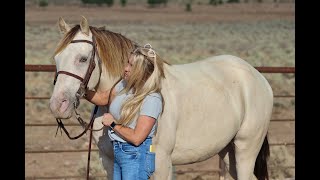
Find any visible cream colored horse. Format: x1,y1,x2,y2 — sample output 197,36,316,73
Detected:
49,16,273,180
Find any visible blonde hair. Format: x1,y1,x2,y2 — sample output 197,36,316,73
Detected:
118,44,166,126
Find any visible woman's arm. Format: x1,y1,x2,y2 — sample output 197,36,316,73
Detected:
102,113,155,146
85,88,115,106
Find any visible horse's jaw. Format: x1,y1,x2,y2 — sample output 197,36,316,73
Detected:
96,65,121,91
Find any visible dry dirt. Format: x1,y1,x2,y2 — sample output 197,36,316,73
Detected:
25,3,294,25
25,3,295,180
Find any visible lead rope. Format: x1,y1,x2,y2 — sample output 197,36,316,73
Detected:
86,109,95,180
86,78,122,180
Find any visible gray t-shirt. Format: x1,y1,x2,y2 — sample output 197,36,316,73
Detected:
108,79,163,142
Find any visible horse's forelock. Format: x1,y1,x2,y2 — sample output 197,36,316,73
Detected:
53,25,81,58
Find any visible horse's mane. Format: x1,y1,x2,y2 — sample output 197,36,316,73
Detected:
53,24,170,79
53,25,138,78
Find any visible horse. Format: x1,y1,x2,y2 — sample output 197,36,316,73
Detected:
49,16,273,180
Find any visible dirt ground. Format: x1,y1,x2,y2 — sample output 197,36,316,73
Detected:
25,3,295,180
25,3,294,25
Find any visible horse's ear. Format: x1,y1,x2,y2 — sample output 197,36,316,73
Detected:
58,17,71,34
80,16,90,36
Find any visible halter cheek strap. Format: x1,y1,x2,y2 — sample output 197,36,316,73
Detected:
53,39,100,89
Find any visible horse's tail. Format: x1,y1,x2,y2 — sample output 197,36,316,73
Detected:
254,135,270,180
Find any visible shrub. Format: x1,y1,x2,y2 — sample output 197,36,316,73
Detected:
38,0,48,7
163,0,168,6
185,3,192,12
147,0,167,7
210,0,223,5
120,0,127,7
227,0,239,3
81,0,114,6
209,0,216,5
103,0,114,7
81,0,91,4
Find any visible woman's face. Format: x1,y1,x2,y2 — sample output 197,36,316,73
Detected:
124,54,134,80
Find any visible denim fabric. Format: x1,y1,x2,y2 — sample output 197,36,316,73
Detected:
113,137,155,180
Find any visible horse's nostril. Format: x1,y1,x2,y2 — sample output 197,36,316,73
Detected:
59,99,69,113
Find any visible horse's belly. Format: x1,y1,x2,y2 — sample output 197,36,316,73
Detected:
170,112,240,165
171,129,236,165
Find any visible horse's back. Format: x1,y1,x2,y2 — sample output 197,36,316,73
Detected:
178,54,273,101
179,55,267,81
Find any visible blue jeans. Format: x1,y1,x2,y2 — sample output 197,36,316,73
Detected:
113,137,155,180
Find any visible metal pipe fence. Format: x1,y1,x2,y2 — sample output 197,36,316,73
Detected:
25,64,295,180
25,65,296,73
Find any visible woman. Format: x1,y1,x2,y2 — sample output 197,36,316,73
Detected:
85,44,166,179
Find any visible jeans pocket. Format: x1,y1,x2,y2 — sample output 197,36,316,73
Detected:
145,152,155,177
119,144,139,160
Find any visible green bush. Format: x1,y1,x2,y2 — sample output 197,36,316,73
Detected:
209,0,217,5
96,0,104,6
147,0,166,7
38,0,48,7
81,0,113,6
227,0,239,3
185,3,192,12
103,0,114,6
163,0,168,6
120,0,127,7
81,0,91,4
210,0,223,5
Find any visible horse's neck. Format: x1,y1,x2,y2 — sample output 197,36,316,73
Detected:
162,63,198,94
96,65,120,91
96,63,182,91
163,63,185,84
161,64,183,93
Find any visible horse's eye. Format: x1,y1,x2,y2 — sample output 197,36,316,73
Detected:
80,57,88,62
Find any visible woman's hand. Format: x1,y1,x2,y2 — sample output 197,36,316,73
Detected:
84,89,113,106
102,113,115,127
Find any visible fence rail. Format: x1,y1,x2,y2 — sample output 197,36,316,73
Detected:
25,95,295,99
25,64,296,73
25,64,295,180
24,118,294,127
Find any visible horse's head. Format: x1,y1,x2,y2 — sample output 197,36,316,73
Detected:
49,16,136,119
49,16,101,119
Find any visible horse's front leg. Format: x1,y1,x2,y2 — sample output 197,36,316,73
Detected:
99,151,114,179
93,106,114,179
97,133,114,179
152,148,173,180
